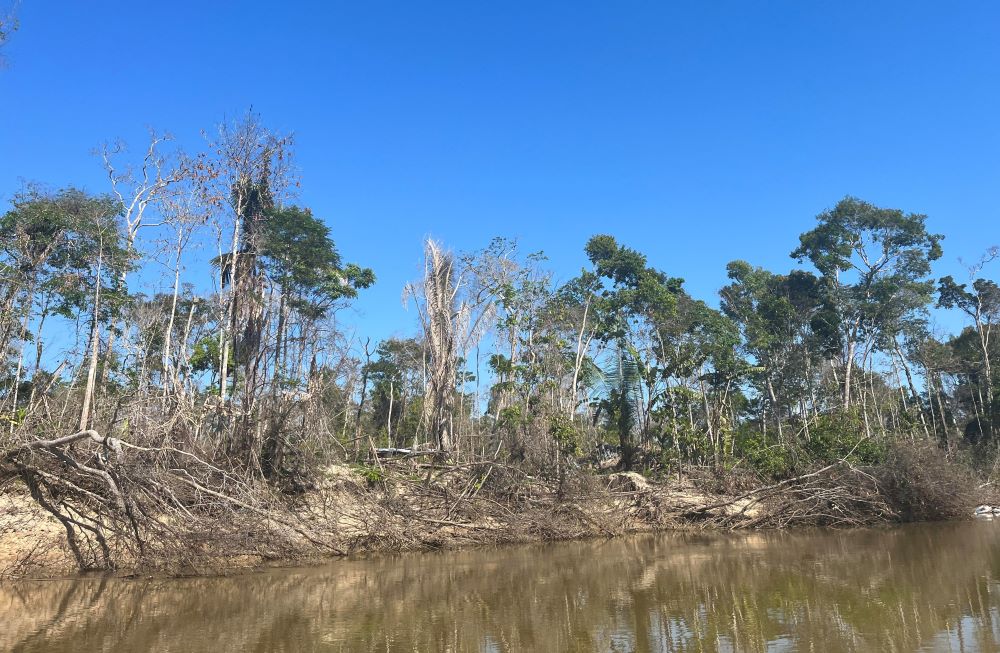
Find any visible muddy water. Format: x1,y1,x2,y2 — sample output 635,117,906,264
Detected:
4,522,1000,652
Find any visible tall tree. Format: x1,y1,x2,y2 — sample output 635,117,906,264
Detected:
938,274,1000,437
721,262,832,437
201,112,295,411
792,197,943,409
582,234,682,469
0,187,128,428
411,240,460,454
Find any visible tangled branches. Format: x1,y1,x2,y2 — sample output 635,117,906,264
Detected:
685,441,977,529
1,428,327,574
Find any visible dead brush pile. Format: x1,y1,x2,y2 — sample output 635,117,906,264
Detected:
322,458,670,552
683,442,979,529
0,426,340,577
1,429,677,578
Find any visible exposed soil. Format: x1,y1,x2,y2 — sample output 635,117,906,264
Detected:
0,464,762,580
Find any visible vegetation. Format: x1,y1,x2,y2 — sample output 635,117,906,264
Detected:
0,112,997,575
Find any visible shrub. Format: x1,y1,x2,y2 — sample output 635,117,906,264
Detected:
875,443,977,522
735,430,796,479
548,414,582,457
802,413,886,466
354,464,386,485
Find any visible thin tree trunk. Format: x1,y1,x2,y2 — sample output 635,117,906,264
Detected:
79,252,104,431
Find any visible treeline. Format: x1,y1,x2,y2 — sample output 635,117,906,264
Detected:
1,113,998,494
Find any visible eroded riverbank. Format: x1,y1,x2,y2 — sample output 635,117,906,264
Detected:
1,449,980,581
0,466,733,579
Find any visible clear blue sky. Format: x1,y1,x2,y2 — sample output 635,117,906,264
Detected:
1,1,998,343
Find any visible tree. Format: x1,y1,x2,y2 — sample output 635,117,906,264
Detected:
721,262,832,438
98,131,186,387
256,206,373,475
200,111,295,410
792,197,943,410
195,112,296,468
550,271,604,420
581,235,682,469
0,187,128,426
259,206,374,318
365,338,425,447
409,240,461,454
938,274,1000,437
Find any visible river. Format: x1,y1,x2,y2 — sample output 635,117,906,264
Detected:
3,521,1000,652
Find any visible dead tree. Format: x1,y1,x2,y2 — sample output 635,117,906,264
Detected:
197,112,295,469
408,240,460,454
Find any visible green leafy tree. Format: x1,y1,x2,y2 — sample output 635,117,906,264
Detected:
721,262,832,439
581,235,682,469
259,205,374,390
365,338,425,447
938,275,1000,437
0,187,128,418
792,197,943,409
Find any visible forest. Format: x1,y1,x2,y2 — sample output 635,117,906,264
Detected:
1,114,998,574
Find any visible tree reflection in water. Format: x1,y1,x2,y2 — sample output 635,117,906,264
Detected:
3,521,1000,652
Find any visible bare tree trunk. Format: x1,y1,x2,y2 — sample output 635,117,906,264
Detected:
79,253,104,431
219,215,241,403
417,240,458,454
161,231,184,400
353,339,373,459
699,371,717,467
180,301,199,387
766,377,783,443
936,373,951,440
386,379,394,447
974,315,994,437
843,339,857,410
569,298,592,419
5,285,36,426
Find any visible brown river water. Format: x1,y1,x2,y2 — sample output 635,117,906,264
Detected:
3,521,1000,652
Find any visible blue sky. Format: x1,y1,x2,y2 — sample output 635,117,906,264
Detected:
1,1,998,343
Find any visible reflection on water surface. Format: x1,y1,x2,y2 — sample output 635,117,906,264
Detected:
3,521,1000,652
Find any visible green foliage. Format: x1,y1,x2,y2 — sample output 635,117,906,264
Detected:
792,197,943,278
365,338,426,445
260,206,374,315
799,414,886,466
584,234,683,338
548,414,582,457
735,430,797,478
656,421,713,466
938,276,1000,321
2,406,27,428
595,347,642,467
737,413,887,480
0,186,130,319
189,335,234,376
354,464,386,485
792,197,944,371
497,405,525,432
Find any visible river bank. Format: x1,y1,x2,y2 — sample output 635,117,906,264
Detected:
0,466,719,579
0,448,980,580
